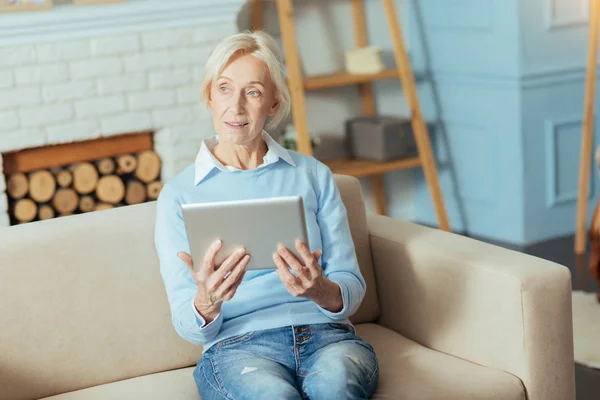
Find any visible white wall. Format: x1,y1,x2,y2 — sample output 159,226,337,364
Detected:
0,0,244,227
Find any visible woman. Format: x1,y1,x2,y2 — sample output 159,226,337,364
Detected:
154,30,379,400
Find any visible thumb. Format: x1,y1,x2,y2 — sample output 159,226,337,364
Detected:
177,251,194,271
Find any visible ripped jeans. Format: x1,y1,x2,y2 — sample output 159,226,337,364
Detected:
194,322,379,400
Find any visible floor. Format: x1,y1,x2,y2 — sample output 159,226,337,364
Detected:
494,234,600,400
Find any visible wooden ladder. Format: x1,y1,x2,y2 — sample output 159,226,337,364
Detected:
252,0,450,231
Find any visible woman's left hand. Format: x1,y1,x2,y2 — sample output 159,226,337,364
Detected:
273,240,343,313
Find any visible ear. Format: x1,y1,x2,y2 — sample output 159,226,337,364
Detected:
207,89,213,110
269,98,280,116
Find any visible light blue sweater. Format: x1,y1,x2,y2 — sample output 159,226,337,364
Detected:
154,149,366,352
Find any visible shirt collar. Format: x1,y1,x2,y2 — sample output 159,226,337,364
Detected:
194,130,296,185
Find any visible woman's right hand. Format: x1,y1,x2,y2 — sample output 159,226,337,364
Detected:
177,239,250,323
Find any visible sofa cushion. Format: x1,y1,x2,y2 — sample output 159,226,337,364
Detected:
0,202,203,400
41,323,525,400
40,368,200,400
356,324,526,400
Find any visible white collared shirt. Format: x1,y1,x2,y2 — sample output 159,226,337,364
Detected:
194,130,296,185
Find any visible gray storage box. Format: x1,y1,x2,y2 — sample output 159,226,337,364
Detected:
345,115,417,161
312,132,352,161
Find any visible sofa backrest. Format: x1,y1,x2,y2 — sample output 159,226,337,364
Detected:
0,174,378,400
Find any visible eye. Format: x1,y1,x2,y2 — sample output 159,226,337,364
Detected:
248,90,261,97
219,86,230,93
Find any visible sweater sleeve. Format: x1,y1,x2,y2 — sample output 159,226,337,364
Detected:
313,161,366,320
154,183,223,345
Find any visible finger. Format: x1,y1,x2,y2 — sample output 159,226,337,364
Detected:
312,249,322,261
295,239,313,262
294,240,321,278
217,254,250,296
273,252,302,293
222,269,246,301
278,245,309,282
214,247,247,281
306,249,323,279
201,239,222,276
219,256,250,299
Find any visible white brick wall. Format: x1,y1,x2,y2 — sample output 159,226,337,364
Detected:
149,68,190,89
0,128,46,152
91,35,140,57
101,112,153,136
177,86,201,104
152,106,196,128
74,95,126,119
15,64,70,85
128,89,175,111
124,51,172,72
142,29,193,51
0,70,13,89
43,81,96,102
0,87,40,110
0,46,36,68
0,111,19,132
70,58,122,80
47,120,101,144
0,21,238,226
19,104,73,128
97,73,146,95
37,41,90,62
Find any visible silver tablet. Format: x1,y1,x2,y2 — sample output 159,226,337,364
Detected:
181,196,309,272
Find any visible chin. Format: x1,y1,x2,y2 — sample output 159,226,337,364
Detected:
220,127,260,143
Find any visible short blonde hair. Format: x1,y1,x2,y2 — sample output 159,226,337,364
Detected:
199,31,291,132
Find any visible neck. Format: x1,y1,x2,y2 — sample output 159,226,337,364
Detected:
212,134,268,170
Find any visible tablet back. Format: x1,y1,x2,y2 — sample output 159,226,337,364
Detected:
181,196,309,271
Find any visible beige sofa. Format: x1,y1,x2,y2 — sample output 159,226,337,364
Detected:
0,175,575,400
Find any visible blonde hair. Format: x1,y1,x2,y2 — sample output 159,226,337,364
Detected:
199,31,291,132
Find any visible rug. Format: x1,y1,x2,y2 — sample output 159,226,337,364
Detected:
572,290,600,369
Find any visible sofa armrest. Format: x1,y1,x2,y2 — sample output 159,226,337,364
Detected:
367,213,575,400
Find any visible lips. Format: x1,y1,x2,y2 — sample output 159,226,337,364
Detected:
226,122,249,128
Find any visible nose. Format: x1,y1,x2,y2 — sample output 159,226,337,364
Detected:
230,91,246,115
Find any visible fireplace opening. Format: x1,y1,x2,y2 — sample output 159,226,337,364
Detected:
3,131,162,225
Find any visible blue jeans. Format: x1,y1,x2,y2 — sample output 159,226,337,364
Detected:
194,322,379,400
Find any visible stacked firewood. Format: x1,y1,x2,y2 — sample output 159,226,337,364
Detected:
6,150,162,225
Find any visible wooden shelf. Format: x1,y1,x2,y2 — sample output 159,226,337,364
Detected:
323,157,422,178
303,69,399,91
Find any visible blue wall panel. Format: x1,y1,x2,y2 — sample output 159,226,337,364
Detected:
411,78,524,243
522,80,600,243
407,0,600,245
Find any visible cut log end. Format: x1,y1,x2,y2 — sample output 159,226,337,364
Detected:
117,154,137,174
147,181,163,200
79,195,96,213
135,150,161,183
52,188,78,216
96,175,125,204
125,180,147,205
14,199,37,223
72,162,99,195
38,204,55,220
29,170,56,203
97,158,116,175
95,203,115,211
7,173,29,199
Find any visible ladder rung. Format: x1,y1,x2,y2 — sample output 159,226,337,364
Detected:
323,157,422,177
303,68,399,91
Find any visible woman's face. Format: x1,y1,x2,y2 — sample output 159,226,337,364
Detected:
208,54,279,146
